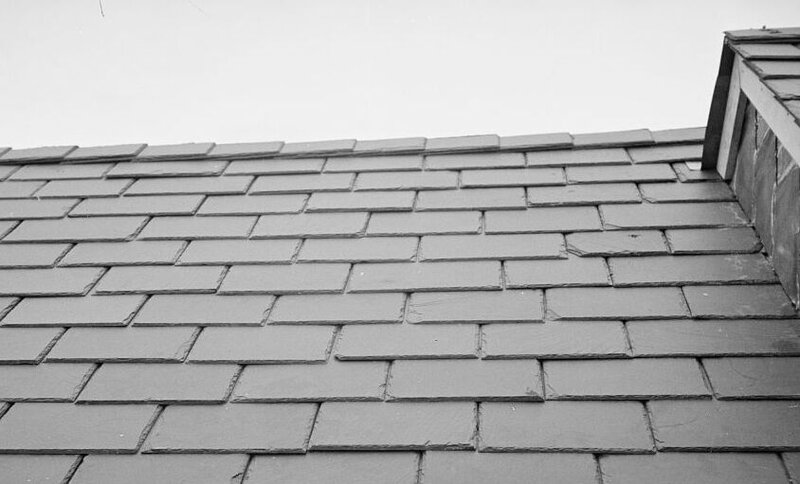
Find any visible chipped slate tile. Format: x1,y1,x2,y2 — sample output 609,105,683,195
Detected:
425,134,499,152
425,152,523,170
0,181,44,198
600,453,787,484
572,129,653,147
107,160,228,178
567,231,668,256
526,148,630,166
499,132,573,150
252,212,367,238
59,241,184,266
136,142,214,160
144,403,316,453
703,357,800,399
336,324,478,360
309,401,475,450
547,287,689,320
420,234,564,261
178,239,298,265
126,176,252,195
250,173,354,194
367,211,480,236
567,164,676,183
649,400,800,451
480,401,653,452
197,194,306,215
64,143,146,161
225,158,324,175
219,264,349,294
325,155,422,172
70,455,248,484
353,137,427,153
298,237,416,263
387,359,542,401
601,202,748,229
0,198,79,219
0,403,157,453
233,360,388,402
461,167,565,188
188,326,334,363
0,363,93,401
348,261,501,292
78,363,238,403
207,141,284,158
0,243,70,268
138,215,256,240
0,327,62,363
609,254,776,286
683,285,796,318
280,139,355,155
0,145,76,162
246,453,418,484
485,207,602,233
639,181,735,202
505,258,610,288
269,293,405,324
70,195,204,217
93,266,225,294
355,171,457,190
407,290,543,323
627,320,800,357
483,321,628,359
47,327,197,362
423,452,596,484
36,178,132,198
666,228,762,254
544,358,709,400
527,183,641,206
416,188,526,211
9,163,111,180
628,144,703,163
2,295,145,327
4,216,147,242
0,267,103,296
133,294,274,326
0,455,79,484
306,191,415,212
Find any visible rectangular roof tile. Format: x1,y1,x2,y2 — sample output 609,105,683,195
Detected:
59,240,184,267
336,323,478,360
297,237,416,263
2,295,145,326
572,129,654,147
306,191,415,212
547,287,689,320
353,137,427,153
0,243,70,268
252,212,367,238
9,163,112,180
218,264,350,294
367,211,480,236
526,147,631,167
136,142,215,161
106,160,227,178
0,146,77,163
207,141,283,159
64,144,146,162
406,290,543,323
93,266,225,294
137,215,256,240
268,293,405,324
280,139,356,155
0,327,63,363
483,321,628,359
425,152,523,170
133,294,275,326
246,453,417,484
250,173,354,194
225,158,324,175
499,132,573,150
485,207,602,233
461,168,565,188
419,233,564,261
197,194,306,215
46,327,197,362
177,239,298,265
348,261,501,292
0,363,92,402
0,268,103,296
125,176,252,195
651,127,706,143
600,453,787,484
425,134,499,152
187,326,334,363
325,155,423,173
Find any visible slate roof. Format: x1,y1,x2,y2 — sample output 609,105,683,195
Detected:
1,130,800,480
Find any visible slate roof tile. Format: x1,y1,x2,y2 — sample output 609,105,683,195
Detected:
225,157,324,175
136,142,215,161
0,145,77,163
324,155,422,172
0,267,104,296
600,202,748,229
609,254,776,286
59,241,185,267
246,452,418,484
683,284,796,318
639,181,735,202
572,128,654,147
527,182,641,206
268,293,405,324
650,126,706,143
735,42,800,59
2,295,145,327
9,163,112,180
348,261,501,292
70,455,248,484
482,321,629,359
36,178,132,198
599,453,788,484
0,363,92,402
352,137,427,154
0,180,44,198
125,175,252,195
425,152,523,170
423,452,597,484
355,171,457,190
567,164,676,183
106,160,228,178
419,233,564,261
547,287,689,320
207,141,284,158
0,243,70,268
280,139,356,155
137,215,256,240
336,324,478,360
416,187,526,211
505,257,611,288
526,147,630,166
406,290,544,323
132,294,275,326
306,191,415,212
250,173,354,194
566,230,668,256
69,195,204,216
252,212,368,238
485,207,602,233
499,132,573,150
297,237,416,262
702,357,800,399
178,239,298,265
0,198,79,219
187,326,334,363
46,327,198,362
197,194,306,215
93,266,226,294
64,143,146,162
460,167,565,187
219,264,350,294
666,227,762,254
4,216,146,243
0,455,80,484
425,134,499,152
627,144,703,163
367,211,480,235
0,327,63,363
0,165,17,180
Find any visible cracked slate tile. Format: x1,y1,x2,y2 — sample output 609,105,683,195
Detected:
219,264,349,294
479,401,653,452
144,403,316,453
419,234,565,261
482,321,628,359
627,144,703,163
609,254,777,286
0,267,104,296
93,266,225,294
2,295,145,326
309,401,476,450
528,183,641,206
0,327,63,363
137,215,256,240
406,290,543,323
178,239,298,265
268,293,405,324
0,403,157,453
125,176,252,195
64,144,146,161
133,294,275,326
232,360,388,402
249,173,354,194
197,194,306,215
0,198,79,219
348,261,501,292
0,455,80,484
187,326,334,363
485,207,602,233
460,167,566,188
703,357,800,399
567,164,676,183
225,158,324,175
387,359,542,401
70,195,204,217
0,243,71,268
683,284,796,318
423,452,597,484
36,179,132,198
107,160,228,178
298,237,416,263
547,287,689,320
306,191,415,212
627,320,800,357
367,211,480,236
666,228,762,254
252,212,368,238
59,241,185,266
425,152,522,170
70,455,248,484
543,358,709,400
600,453,787,484
649,400,800,450
245,453,418,484
416,188,526,211
505,258,610,288
639,181,735,202
0,363,92,401
46,327,197,362
336,324,478,360
9,163,111,180
4,216,148,242
526,148,630,166
354,171,457,190
567,231,668,256
78,363,239,403
600,202,748,229
325,155,422,172
0,180,44,198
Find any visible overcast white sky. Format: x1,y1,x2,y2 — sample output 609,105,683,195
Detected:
1,1,799,148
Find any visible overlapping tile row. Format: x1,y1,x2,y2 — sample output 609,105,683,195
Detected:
0,132,799,483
